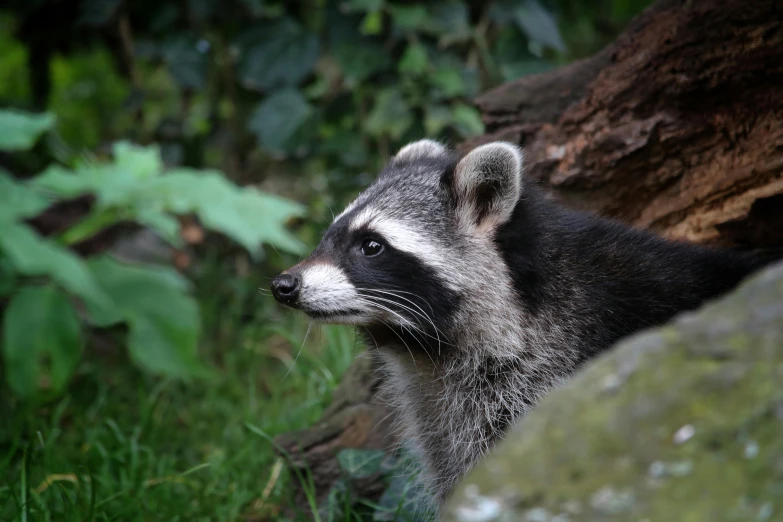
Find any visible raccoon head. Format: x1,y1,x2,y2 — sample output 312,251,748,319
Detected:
271,139,525,347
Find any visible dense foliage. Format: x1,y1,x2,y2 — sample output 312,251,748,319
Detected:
2,0,651,228
0,109,304,399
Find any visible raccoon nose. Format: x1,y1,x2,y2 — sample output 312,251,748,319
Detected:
271,273,300,303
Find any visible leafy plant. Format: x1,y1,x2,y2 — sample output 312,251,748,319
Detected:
0,108,305,400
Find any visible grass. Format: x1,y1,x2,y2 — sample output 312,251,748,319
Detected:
0,252,365,521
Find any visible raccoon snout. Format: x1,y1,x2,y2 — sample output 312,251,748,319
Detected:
271,273,301,305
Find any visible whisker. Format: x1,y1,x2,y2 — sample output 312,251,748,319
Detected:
356,287,446,340
357,290,454,353
282,320,313,381
359,294,442,350
380,319,418,369
360,296,438,367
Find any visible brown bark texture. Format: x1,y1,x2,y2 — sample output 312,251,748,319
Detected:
275,0,783,509
464,0,783,249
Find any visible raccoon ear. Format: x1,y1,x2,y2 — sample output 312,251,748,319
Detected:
393,139,449,163
450,142,523,231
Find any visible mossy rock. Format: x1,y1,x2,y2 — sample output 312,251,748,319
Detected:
443,261,783,522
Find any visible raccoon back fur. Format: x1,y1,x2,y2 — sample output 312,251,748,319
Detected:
271,140,765,508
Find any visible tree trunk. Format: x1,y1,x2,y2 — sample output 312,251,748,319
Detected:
465,0,783,250
274,0,783,510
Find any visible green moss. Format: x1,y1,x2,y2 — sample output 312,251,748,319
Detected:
444,262,783,522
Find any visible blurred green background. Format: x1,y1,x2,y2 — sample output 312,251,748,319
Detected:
0,0,652,520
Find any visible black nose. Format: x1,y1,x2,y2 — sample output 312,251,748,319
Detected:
271,273,300,304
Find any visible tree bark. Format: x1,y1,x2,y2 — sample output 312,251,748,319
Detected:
464,0,783,249
275,0,783,510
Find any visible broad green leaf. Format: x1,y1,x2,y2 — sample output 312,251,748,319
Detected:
31,164,138,206
248,89,313,155
514,0,566,54
333,42,392,85
0,222,112,308
239,19,319,90
0,172,51,222
112,141,164,179
86,257,205,378
30,164,94,198
450,103,484,138
2,285,83,398
141,169,306,255
399,44,429,76
365,89,413,140
337,448,385,479
0,109,55,152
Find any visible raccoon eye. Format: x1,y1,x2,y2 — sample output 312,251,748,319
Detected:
360,239,384,257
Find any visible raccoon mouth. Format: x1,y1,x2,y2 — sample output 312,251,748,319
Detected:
304,308,366,320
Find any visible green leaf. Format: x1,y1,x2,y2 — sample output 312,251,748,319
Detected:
86,257,206,378
0,109,55,152
31,143,305,255
31,163,137,206
424,104,451,135
399,44,429,76
112,141,164,179
239,19,319,91
429,66,467,98
450,103,484,138
514,0,566,54
0,258,17,298
365,89,413,140
141,169,306,255
2,285,83,398
248,89,313,155
333,43,392,85
337,448,386,479
0,222,112,309
0,172,51,222
389,5,428,31
359,11,383,35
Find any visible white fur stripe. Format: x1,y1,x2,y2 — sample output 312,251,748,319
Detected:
348,206,378,231
300,264,360,311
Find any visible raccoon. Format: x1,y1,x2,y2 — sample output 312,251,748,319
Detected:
270,140,763,508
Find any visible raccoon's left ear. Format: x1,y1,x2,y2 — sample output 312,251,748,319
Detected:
448,142,523,231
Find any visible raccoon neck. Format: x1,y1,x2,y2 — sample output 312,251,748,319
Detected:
363,322,578,506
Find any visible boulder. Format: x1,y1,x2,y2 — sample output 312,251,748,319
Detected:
443,261,783,522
